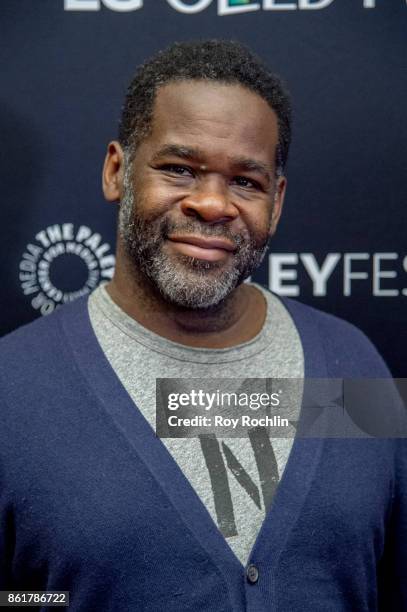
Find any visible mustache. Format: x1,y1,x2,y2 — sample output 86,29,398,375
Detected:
158,218,249,249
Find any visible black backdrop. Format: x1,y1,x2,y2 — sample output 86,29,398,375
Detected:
1,0,406,379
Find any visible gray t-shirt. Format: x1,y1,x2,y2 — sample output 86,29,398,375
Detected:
88,283,304,565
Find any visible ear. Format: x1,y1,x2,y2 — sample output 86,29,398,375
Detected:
269,175,287,236
102,141,125,202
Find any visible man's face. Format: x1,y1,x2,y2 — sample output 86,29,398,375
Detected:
116,81,286,309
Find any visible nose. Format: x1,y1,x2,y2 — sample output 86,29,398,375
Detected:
180,178,239,224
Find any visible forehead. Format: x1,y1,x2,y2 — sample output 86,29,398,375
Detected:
144,80,279,165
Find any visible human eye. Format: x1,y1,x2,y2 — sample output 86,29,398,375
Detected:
232,176,261,190
161,164,194,177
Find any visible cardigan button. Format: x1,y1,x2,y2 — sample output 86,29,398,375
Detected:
246,563,259,584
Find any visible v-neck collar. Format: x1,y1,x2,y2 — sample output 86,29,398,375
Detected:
58,293,328,579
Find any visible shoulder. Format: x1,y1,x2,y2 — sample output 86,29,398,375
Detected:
0,297,88,383
0,298,92,439
276,295,391,378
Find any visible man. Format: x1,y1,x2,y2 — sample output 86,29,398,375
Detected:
0,40,406,611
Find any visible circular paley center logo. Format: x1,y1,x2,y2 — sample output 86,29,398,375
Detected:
19,223,115,315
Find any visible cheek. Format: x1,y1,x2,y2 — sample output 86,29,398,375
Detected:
134,182,178,220
241,207,273,242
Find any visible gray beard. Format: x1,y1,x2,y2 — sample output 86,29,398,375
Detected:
118,163,270,310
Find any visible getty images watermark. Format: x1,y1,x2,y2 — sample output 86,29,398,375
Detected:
156,378,407,439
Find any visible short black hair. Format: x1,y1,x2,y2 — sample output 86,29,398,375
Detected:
119,39,292,175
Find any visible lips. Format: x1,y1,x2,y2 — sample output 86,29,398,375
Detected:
167,234,236,262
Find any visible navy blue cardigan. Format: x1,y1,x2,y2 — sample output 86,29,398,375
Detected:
0,295,406,611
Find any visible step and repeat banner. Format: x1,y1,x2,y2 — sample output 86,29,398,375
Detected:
1,0,406,378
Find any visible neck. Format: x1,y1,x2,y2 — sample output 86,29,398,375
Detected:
105,253,267,349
